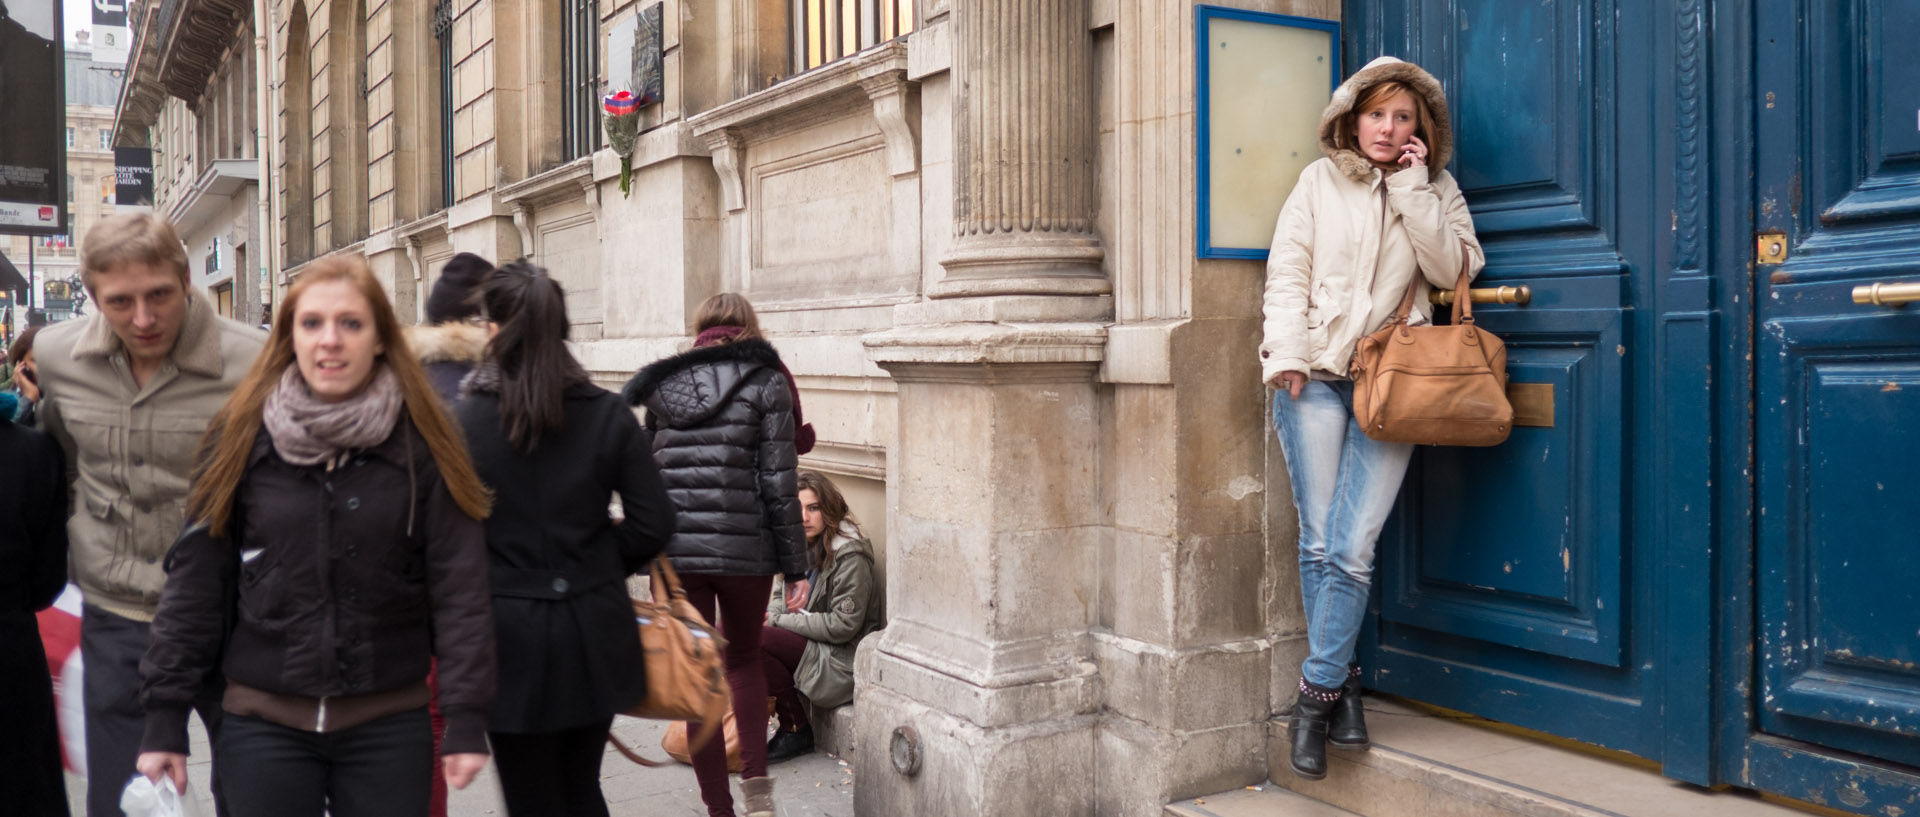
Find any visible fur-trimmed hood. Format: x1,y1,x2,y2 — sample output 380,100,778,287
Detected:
1319,56,1455,183
405,322,489,366
622,338,788,428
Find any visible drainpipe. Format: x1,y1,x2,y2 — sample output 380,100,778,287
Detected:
254,0,276,324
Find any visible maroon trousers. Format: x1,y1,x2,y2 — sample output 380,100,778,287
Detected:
759,624,809,731
677,573,775,817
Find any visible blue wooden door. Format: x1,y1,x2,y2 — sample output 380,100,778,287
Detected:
1746,0,1920,803
1346,0,1665,760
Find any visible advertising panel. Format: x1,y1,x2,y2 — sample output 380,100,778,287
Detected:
0,0,67,236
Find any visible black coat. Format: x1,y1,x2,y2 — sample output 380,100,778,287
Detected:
623,339,806,578
457,378,675,733
0,415,69,817
141,419,497,754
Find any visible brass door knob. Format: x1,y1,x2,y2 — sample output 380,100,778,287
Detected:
1852,282,1920,307
1431,285,1532,306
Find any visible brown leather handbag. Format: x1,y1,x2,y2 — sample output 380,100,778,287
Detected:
609,557,732,767
1349,254,1513,447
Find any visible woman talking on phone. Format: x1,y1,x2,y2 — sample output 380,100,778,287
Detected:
1260,56,1483,780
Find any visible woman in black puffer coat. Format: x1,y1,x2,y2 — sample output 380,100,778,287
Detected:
621,292,807,817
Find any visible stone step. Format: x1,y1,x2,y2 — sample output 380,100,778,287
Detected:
1165,787,1364,817
1257,696,1825,817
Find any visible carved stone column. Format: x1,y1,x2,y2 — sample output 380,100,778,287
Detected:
937,0,1106,297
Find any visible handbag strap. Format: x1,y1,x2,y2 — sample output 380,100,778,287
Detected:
1387,241,1477,329
649,556,688,600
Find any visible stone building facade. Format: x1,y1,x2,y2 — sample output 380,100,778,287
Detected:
247,0,1332,814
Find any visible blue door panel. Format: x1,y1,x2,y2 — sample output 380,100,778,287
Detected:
1385,308,1627,667
1753,0,1920,788
1351,0,1657,759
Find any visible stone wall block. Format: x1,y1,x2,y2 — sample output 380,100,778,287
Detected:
1172,319,1267,539
1095,715,1268,817
1094,632,1271,730
1106,529,1175,644
1109,384,1178,537
1173,532,1267,646
854,682,1097,817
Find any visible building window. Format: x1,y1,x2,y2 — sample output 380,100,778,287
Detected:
559,0,599,161
66,175,73,203
99,128,112,150
793,0,914,73
435,0,454,206
66,127,75,148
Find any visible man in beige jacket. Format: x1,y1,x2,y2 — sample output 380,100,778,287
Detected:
35,213,263,817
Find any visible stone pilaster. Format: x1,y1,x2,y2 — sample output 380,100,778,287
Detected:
937,0,1105,297
855,322,1107,817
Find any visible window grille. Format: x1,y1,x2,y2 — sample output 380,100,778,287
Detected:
434,0,455,207
792,0,914,74
560,0,600,161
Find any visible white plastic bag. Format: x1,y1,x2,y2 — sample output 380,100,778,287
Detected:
119,775,208,817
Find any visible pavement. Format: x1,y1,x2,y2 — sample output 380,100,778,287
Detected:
67,712,856,816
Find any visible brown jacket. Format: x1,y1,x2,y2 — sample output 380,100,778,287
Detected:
139,419,496,754
36,290,265,621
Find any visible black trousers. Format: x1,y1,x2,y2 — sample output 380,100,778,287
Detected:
81,605,229,817
215,708,432,817
1,613,69,816
489,718,614,817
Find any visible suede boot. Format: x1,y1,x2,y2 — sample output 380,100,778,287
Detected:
1329,665,1369,750
741,776,775,817
1289,677,1343,780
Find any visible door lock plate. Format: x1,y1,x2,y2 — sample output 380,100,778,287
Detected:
1756,231,1789,265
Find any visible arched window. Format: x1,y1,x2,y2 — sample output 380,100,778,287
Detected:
327,0,370,247
285,2,314,265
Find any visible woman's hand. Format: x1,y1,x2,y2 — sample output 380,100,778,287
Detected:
136,751,189,791
785,578,811,613
1399,134,1429,169
444,753,489,789
1269,371,1308,400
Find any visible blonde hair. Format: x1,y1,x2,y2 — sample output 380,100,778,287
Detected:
80,212,191,292
691,292,764,342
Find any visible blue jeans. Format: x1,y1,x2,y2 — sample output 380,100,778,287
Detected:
1271,381,1414,689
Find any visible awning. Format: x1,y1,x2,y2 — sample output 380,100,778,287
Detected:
0,252,28,295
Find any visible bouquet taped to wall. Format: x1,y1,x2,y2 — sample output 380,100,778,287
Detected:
603,91,643,196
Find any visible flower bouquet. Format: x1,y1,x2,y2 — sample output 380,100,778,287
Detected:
603,90,642,195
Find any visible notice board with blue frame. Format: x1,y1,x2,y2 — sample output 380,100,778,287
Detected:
1195,6,1339,259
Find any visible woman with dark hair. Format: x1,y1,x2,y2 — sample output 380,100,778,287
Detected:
1261,56,1482,780
456,259,676,816
4,324,42,424
622,292,808,817
760,471,883,763
136,253,497,816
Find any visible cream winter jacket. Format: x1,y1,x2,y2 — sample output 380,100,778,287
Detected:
36,290,264,621
1259,57,1485,386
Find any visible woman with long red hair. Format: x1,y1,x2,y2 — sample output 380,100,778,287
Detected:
136,254,497,817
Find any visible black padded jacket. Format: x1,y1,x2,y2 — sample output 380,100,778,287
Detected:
623,339,806,579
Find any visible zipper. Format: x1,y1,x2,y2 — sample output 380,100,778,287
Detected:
316,696,329,732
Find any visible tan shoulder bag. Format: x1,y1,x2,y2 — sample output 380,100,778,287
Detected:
609,557,731,767
1349,249,1513,447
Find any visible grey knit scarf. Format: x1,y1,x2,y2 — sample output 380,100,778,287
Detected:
263,364,405,466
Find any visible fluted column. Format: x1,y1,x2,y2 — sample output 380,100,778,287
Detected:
937,0,1106,297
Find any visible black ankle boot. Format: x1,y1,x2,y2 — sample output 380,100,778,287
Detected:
1329,666,1368,750
766,723,815,764
1289,677,1342,779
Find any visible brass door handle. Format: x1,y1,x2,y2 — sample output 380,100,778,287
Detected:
1431,285,1532,306
1852,282,1920,307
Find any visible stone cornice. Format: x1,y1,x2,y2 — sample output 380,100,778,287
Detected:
157,0,252,109
864,321,1107,372
113,0,173,144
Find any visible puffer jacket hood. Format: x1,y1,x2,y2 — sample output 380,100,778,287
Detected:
406,322,489,366
622,338,785,428
1320,56,1455,183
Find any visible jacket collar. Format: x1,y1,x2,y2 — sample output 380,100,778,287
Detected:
71,287,229,379
405,322,489,366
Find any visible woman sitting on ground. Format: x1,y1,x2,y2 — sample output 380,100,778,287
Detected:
760,471,884,763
